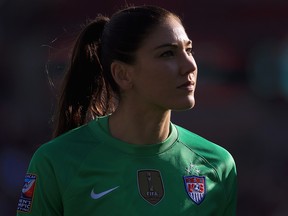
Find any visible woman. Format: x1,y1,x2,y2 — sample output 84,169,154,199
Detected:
17,5,237,216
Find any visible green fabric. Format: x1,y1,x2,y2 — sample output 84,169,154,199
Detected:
17,115,237,215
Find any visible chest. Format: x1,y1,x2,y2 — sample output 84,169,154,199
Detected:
61,155,226,215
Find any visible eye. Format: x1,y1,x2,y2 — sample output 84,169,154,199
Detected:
160,50,175,57
186,47,194,56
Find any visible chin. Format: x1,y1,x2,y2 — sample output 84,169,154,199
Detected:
172,98,196,111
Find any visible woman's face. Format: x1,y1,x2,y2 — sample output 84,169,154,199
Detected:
130,16,198,112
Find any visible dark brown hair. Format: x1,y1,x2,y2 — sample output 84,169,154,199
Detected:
53,5,181,137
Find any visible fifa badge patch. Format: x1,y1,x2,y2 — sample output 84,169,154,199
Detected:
137,170,164,205
17,173,37,212
183,175,206,205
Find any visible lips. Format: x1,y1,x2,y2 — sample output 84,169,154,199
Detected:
177,81,195,89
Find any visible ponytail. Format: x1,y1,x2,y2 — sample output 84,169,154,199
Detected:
53,16,116,137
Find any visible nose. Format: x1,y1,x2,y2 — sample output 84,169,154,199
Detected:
180,54,197,76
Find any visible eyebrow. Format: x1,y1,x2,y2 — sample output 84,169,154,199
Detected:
153,40,192,50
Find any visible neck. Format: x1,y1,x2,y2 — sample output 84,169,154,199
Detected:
109,103,171,145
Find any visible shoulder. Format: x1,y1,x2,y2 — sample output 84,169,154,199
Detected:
175,124,231,156
175,124,236,178
31,121,100,165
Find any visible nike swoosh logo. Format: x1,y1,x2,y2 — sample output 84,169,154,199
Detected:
90,186,119,199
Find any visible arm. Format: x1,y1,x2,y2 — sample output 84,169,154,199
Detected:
17,147,63,216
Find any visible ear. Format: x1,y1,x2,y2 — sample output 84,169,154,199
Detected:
111,61,133,90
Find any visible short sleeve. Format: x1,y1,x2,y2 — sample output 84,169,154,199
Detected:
16,147,63,216
222,153,237,216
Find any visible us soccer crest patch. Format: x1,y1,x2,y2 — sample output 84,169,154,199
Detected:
183,175,206,205
17,173,37,212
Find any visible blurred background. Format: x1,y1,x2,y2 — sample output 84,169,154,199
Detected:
1,0,288,215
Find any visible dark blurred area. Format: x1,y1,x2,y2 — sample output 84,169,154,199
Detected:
1,0,288,215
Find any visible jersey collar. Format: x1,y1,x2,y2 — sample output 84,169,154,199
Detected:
88,115,178,156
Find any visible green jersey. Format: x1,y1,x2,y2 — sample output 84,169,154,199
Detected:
17,115,237,215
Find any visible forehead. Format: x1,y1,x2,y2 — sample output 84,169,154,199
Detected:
141,17,189,48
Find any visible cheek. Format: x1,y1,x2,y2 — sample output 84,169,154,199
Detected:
146,70,176,93
133,61,179,95
149,63,179,82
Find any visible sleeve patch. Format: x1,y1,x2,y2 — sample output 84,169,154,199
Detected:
17,173,37,213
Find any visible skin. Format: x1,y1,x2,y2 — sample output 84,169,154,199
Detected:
109,15,198,145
